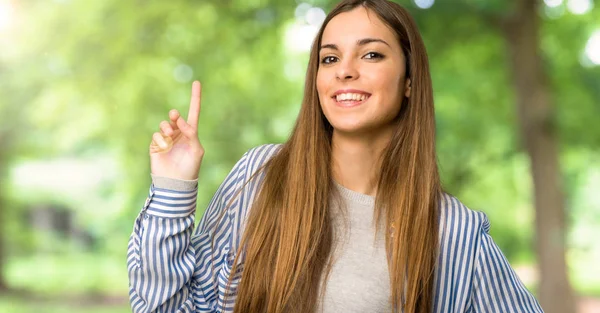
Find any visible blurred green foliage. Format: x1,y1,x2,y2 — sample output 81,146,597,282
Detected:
0,0,599,311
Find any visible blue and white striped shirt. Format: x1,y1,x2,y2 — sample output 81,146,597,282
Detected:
127,143,544,312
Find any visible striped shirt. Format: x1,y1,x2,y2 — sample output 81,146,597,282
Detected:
127,143,544,313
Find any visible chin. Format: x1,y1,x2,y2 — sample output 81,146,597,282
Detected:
329,118,396,138
330,122,372,136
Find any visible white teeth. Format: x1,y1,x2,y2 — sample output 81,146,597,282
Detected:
335,93,368,102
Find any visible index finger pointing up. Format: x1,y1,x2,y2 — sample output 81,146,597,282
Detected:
187,80,201,129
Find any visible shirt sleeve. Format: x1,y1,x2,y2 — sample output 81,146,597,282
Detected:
471,213,545,313
127,150,251,313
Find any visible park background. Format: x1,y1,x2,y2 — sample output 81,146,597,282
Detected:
0,0,599,312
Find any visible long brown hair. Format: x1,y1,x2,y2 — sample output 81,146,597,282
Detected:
227,1,441,312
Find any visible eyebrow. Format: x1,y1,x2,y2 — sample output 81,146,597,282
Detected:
320,38,390,51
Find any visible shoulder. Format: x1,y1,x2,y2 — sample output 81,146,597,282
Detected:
244,143,284,167
225,144,283,238
227,143,283,194
434,194,544,311
211,144,283,203
436,193,490,283
438,193,491,241
240,143,284,176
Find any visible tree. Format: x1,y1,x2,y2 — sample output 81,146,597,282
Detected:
0,140,6,291
501,0,576,311
408,0,599,311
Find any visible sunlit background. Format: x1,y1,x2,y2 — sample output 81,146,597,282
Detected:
0,0,598,312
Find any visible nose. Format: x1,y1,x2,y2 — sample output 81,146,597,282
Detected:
336,59,359,81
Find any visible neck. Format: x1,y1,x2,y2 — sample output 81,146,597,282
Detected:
331,128,392,197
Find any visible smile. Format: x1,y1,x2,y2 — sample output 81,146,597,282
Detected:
333,92,371,107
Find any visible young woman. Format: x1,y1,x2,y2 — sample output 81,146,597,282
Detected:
128,0,544,312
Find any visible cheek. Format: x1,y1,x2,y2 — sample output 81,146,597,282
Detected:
316,72,330,102
316,71,323,90
387,69,403,90
375,71,404,104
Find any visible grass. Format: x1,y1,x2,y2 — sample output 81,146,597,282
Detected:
5,253,127,296
0,295,130,313
3,253,131,312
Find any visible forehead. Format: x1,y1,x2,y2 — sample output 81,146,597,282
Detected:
321,7,397,47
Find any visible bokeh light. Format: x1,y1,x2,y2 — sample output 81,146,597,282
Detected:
173,64,193,83
285,3,325,53
584,30,600,65
567,0,594,15
305,7,326,26
544,0,564,8
414,0,435,9
0,0,15,31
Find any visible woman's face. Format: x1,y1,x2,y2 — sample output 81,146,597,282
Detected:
316,7,410,137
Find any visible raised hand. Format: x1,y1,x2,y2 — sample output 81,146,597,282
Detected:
149,81,204,181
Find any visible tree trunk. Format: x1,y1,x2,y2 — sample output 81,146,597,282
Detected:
0,201,6,292
0,138,7,291
501,0,575,312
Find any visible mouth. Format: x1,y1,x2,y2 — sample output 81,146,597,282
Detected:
332,92,371,108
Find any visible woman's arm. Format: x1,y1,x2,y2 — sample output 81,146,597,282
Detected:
127,150,251,313
471,213,544,313
127,177,198,313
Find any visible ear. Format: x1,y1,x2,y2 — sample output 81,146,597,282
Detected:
404,78,411,98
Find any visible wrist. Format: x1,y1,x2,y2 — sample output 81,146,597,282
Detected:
151,174,198,191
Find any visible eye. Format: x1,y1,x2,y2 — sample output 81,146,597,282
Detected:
321,56,338,64
364,52,384,60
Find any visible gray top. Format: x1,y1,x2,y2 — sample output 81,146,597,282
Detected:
318,182,391,313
